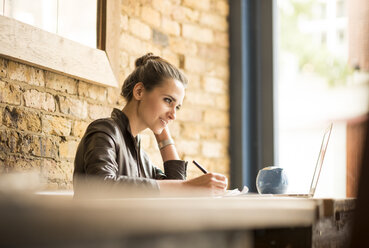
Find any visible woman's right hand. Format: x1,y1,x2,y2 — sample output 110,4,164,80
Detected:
183,173,228,195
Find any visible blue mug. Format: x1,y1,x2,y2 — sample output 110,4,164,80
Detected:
256,166,289,194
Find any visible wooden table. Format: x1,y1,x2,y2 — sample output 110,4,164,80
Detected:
0,192,354,247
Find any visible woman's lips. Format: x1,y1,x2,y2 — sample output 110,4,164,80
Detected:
160,118,168,127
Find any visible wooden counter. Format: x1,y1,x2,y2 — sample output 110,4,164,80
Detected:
0,193,354,247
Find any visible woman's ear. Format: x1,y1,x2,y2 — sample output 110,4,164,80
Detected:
132,82,145,100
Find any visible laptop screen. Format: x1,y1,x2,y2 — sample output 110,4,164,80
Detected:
309,123,333,196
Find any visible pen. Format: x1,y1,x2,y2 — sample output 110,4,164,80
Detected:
192,160,208,174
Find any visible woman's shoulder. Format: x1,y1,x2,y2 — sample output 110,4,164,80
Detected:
85,118,122,139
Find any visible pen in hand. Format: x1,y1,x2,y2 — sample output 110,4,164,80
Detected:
193,160,208,174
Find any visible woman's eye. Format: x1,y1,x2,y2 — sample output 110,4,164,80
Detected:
176,106,181,111
164,98,172,104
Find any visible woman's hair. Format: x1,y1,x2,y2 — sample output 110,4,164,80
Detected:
121,53,188,102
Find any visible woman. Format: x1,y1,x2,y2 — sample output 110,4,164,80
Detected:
73,53,228,197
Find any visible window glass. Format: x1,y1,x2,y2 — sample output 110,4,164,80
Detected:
2,0,97,48
4,0,57,33
0,0,4,15
57,0,97,49
277,0,364,197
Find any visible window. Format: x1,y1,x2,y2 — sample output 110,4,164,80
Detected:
0,0,118,87
277,0,364,198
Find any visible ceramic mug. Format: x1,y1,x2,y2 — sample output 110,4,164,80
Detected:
256,166,289,194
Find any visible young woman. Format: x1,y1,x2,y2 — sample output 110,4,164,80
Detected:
73,53,228,197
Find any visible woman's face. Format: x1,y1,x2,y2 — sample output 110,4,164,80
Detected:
138,78,185,134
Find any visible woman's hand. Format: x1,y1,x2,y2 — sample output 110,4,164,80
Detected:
157,173,228,196
154,125,171,142
183,173,228,195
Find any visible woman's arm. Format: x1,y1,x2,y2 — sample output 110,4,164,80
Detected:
154,126,228,195
154,126,179,161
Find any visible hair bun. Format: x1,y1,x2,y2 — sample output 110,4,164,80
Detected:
135,53,160,67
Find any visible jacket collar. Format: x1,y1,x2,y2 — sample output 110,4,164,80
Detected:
111,108,141,146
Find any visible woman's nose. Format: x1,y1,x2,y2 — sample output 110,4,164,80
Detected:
168,107,176,121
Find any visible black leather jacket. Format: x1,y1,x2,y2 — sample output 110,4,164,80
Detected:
73,108,187,196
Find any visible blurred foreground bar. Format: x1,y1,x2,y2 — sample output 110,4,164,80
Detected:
0,191,354,248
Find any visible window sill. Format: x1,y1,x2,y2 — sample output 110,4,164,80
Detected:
0,15,118,88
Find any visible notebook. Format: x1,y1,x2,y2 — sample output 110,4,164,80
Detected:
273,123,333,198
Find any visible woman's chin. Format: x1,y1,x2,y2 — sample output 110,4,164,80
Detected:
152,127,164,135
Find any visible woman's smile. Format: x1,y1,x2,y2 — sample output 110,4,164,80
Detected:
160,118,168,127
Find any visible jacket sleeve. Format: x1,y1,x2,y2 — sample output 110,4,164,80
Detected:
82,131,160,191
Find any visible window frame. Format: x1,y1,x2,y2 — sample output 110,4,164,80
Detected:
0,0,119,87
229,0,276,191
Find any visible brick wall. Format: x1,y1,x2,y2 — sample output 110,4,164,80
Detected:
0,0,230,189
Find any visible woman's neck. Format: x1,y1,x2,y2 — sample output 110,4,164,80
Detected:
122,101,145,137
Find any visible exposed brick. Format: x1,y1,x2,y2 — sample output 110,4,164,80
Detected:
0,130,18,153
120,33,146,55
153,0,173,14
161,16,180,36
183,24,213,43
107,87,125,106
185,74,201,90
121,15,129,31
129,18,152,40
207,157,230,176
0,58,7,77
72,120,89,138
213,0,229,17
2,154,42,172
45,72,77,94
203,110,229,126
197,44,229,63
171,5,199,23
7,61,44,86
162,49,179,67
88,104,112,120
39,136,59,159
214,31,229,48
202,76,226,94
59,139,79,160
41,160,73,182
122,0,141,16
153,29,169,47
184,56,207,74
183,0,210,11
140,132,151,150
176,140,199,155
57,96,88,119
202,141,224,158
6,132,58,159
23,89,55,112
119,51,130,69
169,37,197,56
185,91,215,107
3,106,42,132
181,123,203,140
42,115,72,136
209,63,229,79
176,107,202,122
78,81,107,102
141,6,161,28
200,13,228,31
215,94,229,111
168,121,181,139
146,43,163,57
215,127,229,143
0,81,22,105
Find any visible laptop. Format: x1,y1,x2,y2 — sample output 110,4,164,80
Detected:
273,123,333,198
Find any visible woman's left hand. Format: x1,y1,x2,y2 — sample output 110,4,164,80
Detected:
155,125,171,142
